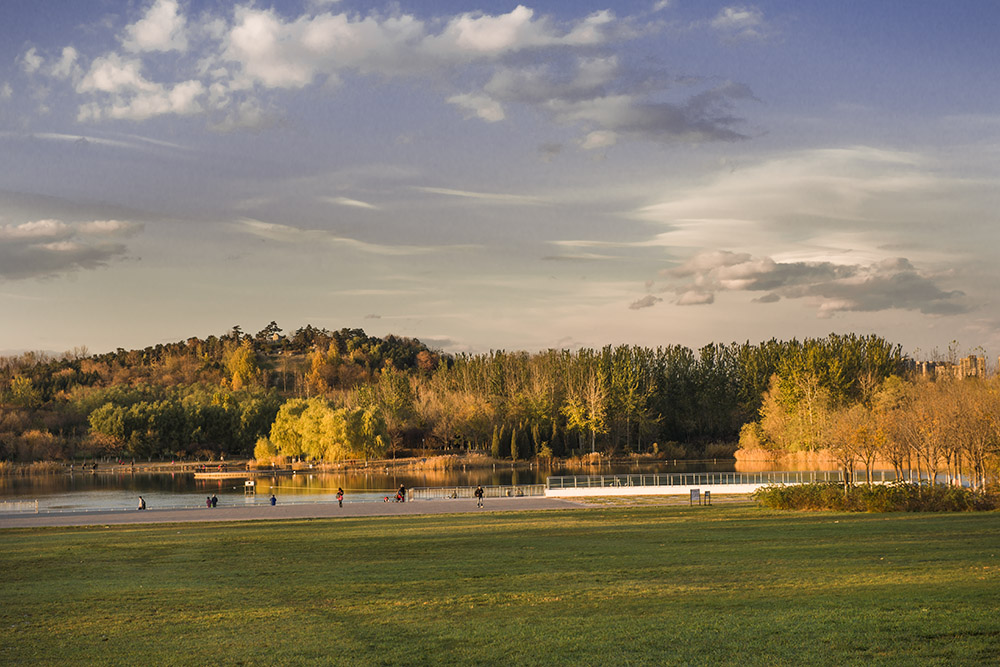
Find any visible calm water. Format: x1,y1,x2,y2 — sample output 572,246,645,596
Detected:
0,460,737,512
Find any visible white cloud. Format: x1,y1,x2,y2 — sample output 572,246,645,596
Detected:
50,47,81,80
123,0,188,53
221,7,428,89
76,54,203,120
77,54,158,95
0,219,72,241
428,6,612,55
448,93,505,122
21,47,43,74
436,5,545,53
676,290,715,306
77,220,143,236
711,6,770,41
579,130,617,150
22,4,754,145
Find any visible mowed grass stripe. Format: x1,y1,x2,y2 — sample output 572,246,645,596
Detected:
2,506,999,665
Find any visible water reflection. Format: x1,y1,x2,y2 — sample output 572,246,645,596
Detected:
0,459,737,512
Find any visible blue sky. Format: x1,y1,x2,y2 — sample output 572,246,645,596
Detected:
1,1,998,357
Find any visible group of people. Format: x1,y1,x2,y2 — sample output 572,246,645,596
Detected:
383,484,407,503
136,483,489,512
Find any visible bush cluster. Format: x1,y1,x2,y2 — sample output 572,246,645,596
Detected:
753,482,999,512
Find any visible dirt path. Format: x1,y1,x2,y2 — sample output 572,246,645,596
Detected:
0,497,586,529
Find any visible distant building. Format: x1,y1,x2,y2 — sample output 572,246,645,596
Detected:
958,355,986,379
916,355,986,380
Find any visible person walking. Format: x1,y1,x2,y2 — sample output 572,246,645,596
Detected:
211,494,218,508
336,488,344,508
206,496,212,508
397,484,406,503
269,494,276,506
137,496,146,511
474,485,484,508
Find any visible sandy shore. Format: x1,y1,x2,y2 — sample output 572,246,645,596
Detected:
0,496,586,529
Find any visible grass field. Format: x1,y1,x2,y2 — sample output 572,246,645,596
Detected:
2,505,999,665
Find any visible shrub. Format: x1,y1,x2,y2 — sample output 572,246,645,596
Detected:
753,482,1000,512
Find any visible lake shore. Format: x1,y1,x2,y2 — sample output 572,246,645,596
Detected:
1,451,740,476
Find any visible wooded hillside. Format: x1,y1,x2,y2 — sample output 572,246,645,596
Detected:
0,324,909,463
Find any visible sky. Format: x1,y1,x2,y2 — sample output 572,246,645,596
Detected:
1,0,998,358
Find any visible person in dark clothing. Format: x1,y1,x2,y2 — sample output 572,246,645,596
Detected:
269,494,276,506
474,486,484,508
138,496,146,510
211,494,218,508
397,484,406,502
206,496,212,508
336,488,344,507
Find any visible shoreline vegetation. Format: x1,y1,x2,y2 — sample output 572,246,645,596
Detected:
0,448,741,476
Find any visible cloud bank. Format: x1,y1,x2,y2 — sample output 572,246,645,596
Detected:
661,251,969,317
19,2,755,146
0,219,141,280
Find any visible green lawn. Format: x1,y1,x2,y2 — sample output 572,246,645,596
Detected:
2,506,999,665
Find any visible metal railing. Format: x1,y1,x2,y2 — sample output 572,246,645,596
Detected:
410,484,546,500
546,470,901,490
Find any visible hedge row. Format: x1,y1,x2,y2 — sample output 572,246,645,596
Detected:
752,482,999,512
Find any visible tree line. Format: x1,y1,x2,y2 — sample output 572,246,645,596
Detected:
742,371,1000,491
1,325,914,464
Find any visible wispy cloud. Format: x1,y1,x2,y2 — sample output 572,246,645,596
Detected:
414,186,543,204
235,218,435,256
323,196,378,210
0,131,190,154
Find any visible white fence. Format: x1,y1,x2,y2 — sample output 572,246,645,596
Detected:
544,471,902,497
0,500,39,514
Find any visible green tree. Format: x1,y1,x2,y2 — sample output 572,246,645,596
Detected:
8,376,43,409
224,340,260,391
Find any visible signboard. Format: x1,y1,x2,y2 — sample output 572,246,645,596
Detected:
689,488,700,505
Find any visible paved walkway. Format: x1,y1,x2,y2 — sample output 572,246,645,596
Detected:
0,497,587,529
